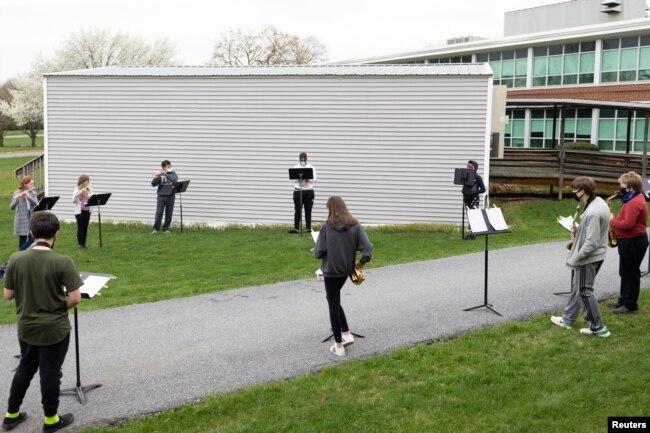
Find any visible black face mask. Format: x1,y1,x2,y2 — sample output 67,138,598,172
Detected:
573,192,582,202
619,187,628,197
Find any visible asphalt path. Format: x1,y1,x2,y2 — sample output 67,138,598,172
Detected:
0,240,635,432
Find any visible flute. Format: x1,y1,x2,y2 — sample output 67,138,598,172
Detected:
13,187,36,199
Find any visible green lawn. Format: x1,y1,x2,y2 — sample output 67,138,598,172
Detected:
1,129,43,150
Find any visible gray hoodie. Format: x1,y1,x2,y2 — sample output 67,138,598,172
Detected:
313,223,373,278
566,196,609,268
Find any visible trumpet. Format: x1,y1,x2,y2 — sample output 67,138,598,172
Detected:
153,170,166,178
606,191,619,248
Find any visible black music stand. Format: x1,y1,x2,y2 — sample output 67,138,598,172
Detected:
34,196,60,212
61,272,112,405
288,167,314,236
463,208,510,316
454,168,476,240
173,180,190,233
87,193,112,248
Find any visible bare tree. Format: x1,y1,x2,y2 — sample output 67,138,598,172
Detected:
0,28,178,145
210,26,327,65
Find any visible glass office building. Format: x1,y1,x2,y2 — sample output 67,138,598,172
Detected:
359,0,650,153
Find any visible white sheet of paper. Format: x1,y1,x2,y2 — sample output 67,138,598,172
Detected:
486,208,508,231
315,268,323,280
557,215,577,232
467,209,488,233
311,230,318,243
80,275,112,298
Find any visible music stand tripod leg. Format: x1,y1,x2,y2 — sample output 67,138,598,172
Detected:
61,307,102,405
463,235,503,316
321,330,365,343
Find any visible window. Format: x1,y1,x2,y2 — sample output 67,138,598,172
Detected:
597,109,648,152
504,110,525,147
529,109,592,148
532,42,595,87
601,36,650,83
481,50,528,88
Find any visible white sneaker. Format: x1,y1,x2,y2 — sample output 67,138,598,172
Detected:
580,327,611,337
330,344,345,357
550,316,572,329
342,333,354,347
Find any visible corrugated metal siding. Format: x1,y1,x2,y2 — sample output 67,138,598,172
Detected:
45,75,490,225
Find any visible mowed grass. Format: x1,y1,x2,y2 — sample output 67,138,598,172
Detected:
0,129,43,150
84,291,650,433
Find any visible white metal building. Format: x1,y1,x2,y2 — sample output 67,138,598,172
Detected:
43,64,492,226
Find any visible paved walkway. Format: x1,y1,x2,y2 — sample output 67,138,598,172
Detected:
0,241,635,432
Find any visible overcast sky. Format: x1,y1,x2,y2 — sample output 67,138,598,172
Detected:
0,0,556,82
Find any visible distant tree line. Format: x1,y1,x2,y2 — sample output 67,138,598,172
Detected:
0,26,327,146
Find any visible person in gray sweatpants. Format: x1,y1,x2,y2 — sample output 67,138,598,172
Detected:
551,176,611,337
151,160,178,234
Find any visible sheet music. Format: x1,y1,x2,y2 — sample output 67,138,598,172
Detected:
80,275,112,298
557,215,577,232
486,208,508,231
467,209,488,233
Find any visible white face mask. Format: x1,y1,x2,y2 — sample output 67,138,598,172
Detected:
299,161,307,167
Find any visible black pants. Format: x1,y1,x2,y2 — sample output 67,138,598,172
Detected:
8,334,70,417
617,234,649,310
18,235,34,251
324,276,350,344
293,189,314,230
463,194,479,209
75,210,91,247
153,194,175,231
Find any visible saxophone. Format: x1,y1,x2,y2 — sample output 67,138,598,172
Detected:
606,192,619,248
566,203,581,252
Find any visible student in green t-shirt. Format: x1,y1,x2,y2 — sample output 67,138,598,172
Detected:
2,211,83,433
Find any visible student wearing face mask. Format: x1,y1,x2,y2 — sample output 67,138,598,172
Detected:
608,171,649,314
551,176,610,337
289,152,317,234
151,160,178,234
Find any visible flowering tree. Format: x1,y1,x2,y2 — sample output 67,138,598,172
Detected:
0,28,177,146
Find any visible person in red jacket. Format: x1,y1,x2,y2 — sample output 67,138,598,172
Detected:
609,171,649,314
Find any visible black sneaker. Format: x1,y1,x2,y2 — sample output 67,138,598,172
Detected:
288,228,299,234
2,412,27,430
607,301,622,309
42,413,74,433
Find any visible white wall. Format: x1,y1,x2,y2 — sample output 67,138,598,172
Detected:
44,73,491,226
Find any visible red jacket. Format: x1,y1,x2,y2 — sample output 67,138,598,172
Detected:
610,193,648,239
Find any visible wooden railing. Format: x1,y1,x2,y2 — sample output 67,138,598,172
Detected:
14,153,45,197
490,149,647,195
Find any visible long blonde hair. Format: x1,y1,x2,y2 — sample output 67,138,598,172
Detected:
77,174,90,187
326,196,358,226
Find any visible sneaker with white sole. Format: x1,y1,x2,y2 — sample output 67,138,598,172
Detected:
550,316,572,329
579,327,610,337
342,333,354,347
329,344,345,357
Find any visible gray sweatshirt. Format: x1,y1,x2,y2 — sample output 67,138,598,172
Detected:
151,169,178,196
566,196,609,269
313,223,373,278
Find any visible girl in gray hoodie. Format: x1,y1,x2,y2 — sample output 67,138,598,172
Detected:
314,196,373,356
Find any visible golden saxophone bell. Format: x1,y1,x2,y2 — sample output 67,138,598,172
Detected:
606,192,619,248
349,267,365,285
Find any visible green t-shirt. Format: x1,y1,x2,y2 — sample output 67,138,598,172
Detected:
4,249,83,346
